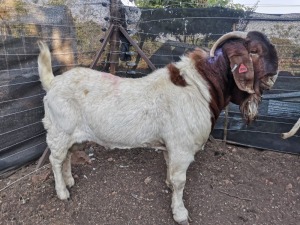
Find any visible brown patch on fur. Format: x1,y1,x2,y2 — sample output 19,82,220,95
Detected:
83,89,89,96
188,48,208,60
74,76,84,84
167,64,187,87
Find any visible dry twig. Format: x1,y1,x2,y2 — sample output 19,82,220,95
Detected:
218,189,252,201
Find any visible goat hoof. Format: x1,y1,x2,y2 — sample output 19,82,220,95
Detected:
165,180,173,190
178,220,189,225
65,177,75,188
57,188,70,200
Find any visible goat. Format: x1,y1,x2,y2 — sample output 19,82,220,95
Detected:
38,31,278,225
282,118,300,139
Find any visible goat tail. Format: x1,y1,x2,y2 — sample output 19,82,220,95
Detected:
38,41,54,91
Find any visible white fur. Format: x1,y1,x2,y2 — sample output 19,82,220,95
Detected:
38,43,212,224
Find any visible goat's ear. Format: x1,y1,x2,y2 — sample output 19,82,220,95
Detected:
225,43,255,94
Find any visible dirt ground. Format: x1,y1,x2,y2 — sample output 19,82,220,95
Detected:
1,141,300,225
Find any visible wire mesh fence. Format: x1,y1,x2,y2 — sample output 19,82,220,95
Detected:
0,0,299,175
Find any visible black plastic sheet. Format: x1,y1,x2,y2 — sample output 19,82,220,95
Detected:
0,5,76,174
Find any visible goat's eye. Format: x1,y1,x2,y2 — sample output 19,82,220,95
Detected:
250,50,258,54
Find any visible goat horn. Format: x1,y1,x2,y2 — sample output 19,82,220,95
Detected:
210,31,248,57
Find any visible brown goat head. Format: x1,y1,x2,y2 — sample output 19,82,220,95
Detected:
223,41,255,94
245,31,278,95
210,31,278,123
243,31,278,123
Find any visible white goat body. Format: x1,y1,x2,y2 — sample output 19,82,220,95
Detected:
42,59,212,151
39,42,211,225
38,30,278,225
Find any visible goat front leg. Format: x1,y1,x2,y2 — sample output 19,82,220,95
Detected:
168,149,194,225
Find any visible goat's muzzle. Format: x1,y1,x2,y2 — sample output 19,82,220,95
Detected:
260,73,278,90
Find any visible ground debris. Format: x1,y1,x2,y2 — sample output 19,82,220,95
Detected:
131,193,153,201
31,170,51,185
218,189,252,201
1,143,300,225
71,151,91,165
144,176,152,184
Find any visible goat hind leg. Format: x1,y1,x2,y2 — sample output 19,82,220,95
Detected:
62,151,74,188
48,134,72,200
62,143,85,187
50,151,70,200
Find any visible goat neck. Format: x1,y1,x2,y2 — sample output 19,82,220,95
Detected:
189,48,234,128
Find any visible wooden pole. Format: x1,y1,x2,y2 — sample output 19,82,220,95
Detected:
223,106,229,142
119,26,156,71
36,147,50,169
109,0,120,74
90,24,114,69
89,0,155,72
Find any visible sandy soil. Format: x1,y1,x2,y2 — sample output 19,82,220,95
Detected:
1,141,300,225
